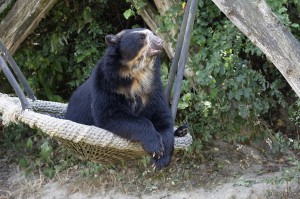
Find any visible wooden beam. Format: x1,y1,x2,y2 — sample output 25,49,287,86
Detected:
0,0,57,54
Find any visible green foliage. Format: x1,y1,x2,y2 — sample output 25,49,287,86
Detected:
13,0,135,101
267,0,300,41
263,132,300,191
290,99,300,129
79,162,106,177
1,124,69,178
151,0,299,144
1,123,82,178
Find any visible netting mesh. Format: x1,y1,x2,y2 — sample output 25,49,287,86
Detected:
0,93,193,163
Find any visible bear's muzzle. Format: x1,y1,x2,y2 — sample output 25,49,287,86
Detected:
148,35,163,56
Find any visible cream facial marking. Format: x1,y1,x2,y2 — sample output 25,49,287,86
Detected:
116,29,160,106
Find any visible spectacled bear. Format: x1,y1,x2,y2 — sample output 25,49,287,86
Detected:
65,28,175,169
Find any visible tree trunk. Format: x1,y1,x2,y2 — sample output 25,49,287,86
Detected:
212,0,300,98
0,0,57,54
153,0,177,38
153,0,174,14
0,0,13,15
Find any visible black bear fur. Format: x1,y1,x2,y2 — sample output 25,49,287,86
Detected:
65,28,174,169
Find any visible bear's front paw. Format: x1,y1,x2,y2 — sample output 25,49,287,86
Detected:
141,132,164,160
152,153,172,170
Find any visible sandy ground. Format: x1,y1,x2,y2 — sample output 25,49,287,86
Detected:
24,173,297,199
1,142,299,199
1,165,298,199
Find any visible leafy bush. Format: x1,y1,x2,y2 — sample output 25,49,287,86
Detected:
1,124,76,177
156,0,300,146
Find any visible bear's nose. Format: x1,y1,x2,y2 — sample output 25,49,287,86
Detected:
148,34,163,56
154,36,163,48
152,36,163,50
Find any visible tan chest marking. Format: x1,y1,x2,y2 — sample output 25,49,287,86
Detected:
116,57,155,106
116,29,155,106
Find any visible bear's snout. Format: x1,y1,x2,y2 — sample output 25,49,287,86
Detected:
149,35,163,56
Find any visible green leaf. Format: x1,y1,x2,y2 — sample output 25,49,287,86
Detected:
43,168,55,178
278,7,287,14
182,93,191,102
178,102,189,110
123,9,135,19
27,138,33,149
236,75,246,84
234,90,243,101
76,53,87,63
83,7,93,24
40,141,52,160
19,158,28,168
203,101,212,108
243,88,252,99
238,104,249,119
291,23,299,28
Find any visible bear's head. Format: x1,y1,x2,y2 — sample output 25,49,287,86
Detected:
103,28,163,104
105,28,163,68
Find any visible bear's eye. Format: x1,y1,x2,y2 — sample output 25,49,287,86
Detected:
139,34,146,42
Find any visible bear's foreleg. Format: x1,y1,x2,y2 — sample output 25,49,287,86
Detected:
150,110,174,170
92,106,165,160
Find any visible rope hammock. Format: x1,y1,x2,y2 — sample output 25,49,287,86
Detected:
0,94,193,163
0,0,198,163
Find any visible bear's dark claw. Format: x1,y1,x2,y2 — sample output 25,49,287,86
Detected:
174,124,189,137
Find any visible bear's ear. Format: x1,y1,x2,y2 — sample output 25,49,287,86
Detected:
105,34,119,46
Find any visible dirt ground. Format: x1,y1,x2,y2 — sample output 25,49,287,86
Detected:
1,140,300,199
